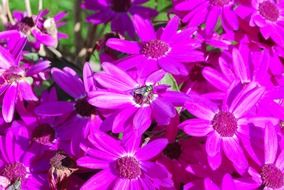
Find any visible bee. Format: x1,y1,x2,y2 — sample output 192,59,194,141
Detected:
132,85,153,105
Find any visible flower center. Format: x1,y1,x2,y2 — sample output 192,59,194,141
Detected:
132,85,154,105
32,124,55,145
0,162,27,182
2,66,24,84
210,0,231,6
115,156,141,179
16,16,35,34
111,0,131,12
212,111,237,137
261,164,284,189
189,64,205,81
163,142,182,160
74,98,97,117
259,1,280,22
141,40,170,60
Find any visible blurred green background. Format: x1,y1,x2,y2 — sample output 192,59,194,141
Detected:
8,0,172,61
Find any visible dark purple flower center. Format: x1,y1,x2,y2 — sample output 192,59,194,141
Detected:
189,64,205,81
32,124,55,145
210,0,230,6
74,98,97,117
261,164,284,189
16,16,35,34
163,142,182,160
212,111,237,137
141,40,170,60
115,156,141,179
2,66,24,84
111,0,131,12
259,1,280,22
0,162,27,182
132,85,154,105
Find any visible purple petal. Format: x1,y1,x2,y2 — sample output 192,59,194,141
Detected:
18,81,38,101
136,138,168,160
159,56,188,76
204,178,219,190
89,132,124,157
180,119,212,137
185,97,217,120
113,179,130,190
206,132,221,157
205,7,221,34
101,62,138,88
26,60,50,76
81,169,115,190
264,123,278,164
88,91,133,109
83,62,96,93
106,39,140,54
113,106,136,133
202,67,229,90
0,46,15,69
276,150,284,170
133,107,152,134
77,156,109,169
161,16,179,42
222,138,248,171
232,86,265,118
2,85,17,123
35,101,74,116
232,48,250,83
221,174,236,189
159,91,189,106
151,98,176,125
52,68,85,98
132,15,156,41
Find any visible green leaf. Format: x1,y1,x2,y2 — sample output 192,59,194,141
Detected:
160,73,179,91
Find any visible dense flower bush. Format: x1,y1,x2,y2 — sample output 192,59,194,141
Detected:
0,0,284,189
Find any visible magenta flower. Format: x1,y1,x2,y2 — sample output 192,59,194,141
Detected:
35,63,101,156
174,0,239,34
83,0,157,37
77,132,173,189
9,9,67,47
0,125,49,189
88,62,188,134
35,63,101,155
235,124,284,190
179,83,268,173
0,44,49,123
238,0,284,46
107,16,203,76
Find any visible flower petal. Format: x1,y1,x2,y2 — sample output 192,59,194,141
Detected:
106,39,140,54
132,15,156,41
264,123,278,164
2,85,17,123
52,68,85,98
180,119,212,137
206,132,221,157
136,138,168,160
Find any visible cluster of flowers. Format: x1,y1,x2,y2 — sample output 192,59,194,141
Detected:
0,0,284,189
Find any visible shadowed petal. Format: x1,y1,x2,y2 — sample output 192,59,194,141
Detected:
2,85,17,123
52,68,85,98
35,101,74,116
